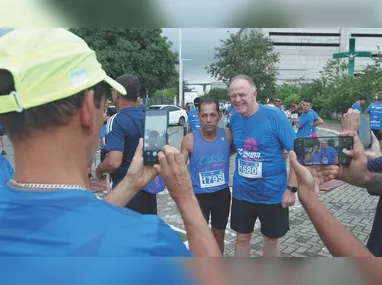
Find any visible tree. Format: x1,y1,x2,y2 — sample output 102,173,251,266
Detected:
69,28,178,97
206,30,279,101
156,88,177,101
205,88,229,101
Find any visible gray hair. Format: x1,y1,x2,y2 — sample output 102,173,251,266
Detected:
229,75,257,93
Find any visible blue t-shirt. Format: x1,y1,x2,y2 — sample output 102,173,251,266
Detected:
189,128,230,194
311,151,321,164
311,110,319,133
368,156,382,172
352,101,362,111
100,124,107,150
106,107,144,187
138,104,146,113
227,106,237,123
320,146,338,164
296,110,316,137
230,104,296,204
0,156,14,187
0,123,3,131
187,108,200,133
366,102,382,130
143,176,166,194
0,185,194,284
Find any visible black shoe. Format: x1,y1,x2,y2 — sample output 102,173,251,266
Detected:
1,150,5,155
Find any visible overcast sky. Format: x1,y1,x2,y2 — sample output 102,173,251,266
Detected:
162,28,240,93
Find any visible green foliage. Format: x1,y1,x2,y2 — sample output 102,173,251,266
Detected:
156,88,177,100
206,31,279,101
69,28,178,97
276,55,382,118
205,88,229,101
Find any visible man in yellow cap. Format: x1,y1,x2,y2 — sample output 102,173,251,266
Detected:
0,29,222,283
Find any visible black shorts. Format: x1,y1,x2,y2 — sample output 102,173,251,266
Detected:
372,130,382,141
230,197,289,239
100,149,107,162
125,191,157,215
195,187,231,230
0,129,4,136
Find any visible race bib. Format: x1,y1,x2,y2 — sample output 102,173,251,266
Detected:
199,169,225,188
238,159,262,179
322,155,328,164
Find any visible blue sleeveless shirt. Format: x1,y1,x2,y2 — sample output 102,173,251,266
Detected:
143,176,165,195
189,127,230,194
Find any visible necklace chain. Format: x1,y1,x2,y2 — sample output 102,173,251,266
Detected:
9,180,89,191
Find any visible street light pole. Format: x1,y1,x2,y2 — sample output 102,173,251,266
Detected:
178,28,183,107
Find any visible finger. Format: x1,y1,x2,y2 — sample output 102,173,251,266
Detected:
289,151,310,179
157,151,169,174
134,138,144,158
162,146,176,170
168,139,172,146
282,201,286,208
340,131,364,151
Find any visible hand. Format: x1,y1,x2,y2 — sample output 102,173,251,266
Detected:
154,145,194,203
282,189,295,208
336,131,369,186
124,138,158,191
365,131,382,159
341,108,360,132
95,166,104,180
289,151,320,201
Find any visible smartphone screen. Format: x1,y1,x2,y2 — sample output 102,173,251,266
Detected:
294,136,353,166
143,109,169,165
359,113,372,149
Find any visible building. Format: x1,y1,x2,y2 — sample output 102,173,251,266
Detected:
238,28,382,85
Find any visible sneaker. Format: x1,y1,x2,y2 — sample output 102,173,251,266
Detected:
1,150,5,155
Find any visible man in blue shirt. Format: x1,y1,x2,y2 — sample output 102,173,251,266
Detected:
319,140,338,164
295,99,324,137
0,155,13,187
181,98,232,254
352,96,367,111
0,28,222,284
228,75,298,257
95,74,159,214
0,123,6,155
365,93,382,150
187,97,201,133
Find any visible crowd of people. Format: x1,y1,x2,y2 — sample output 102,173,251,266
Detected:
0,28,381,284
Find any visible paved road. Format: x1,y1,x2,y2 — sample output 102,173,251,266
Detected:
1,123,379,258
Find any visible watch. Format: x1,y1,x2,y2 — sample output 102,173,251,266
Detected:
287,185,298,193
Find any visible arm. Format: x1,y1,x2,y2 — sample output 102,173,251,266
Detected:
289,151,374,257
103,176,138,206
313,117,324,127
300,194,373,257
180,134,193,164
96,119,124,176
224,128,236,155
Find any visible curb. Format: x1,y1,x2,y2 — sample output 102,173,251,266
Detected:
317,127,339,136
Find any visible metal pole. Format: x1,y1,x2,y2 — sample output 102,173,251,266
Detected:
179,28,183,107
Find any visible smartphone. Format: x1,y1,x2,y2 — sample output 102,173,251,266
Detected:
359,113,372,149
294,136,353,166
143,109,169,165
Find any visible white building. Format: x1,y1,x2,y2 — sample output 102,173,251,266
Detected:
238,28,382,85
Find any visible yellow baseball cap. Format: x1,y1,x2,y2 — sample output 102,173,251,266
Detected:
0,28,126,114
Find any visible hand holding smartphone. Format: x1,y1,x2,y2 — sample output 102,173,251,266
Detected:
294,136,353,166
143,109,169,165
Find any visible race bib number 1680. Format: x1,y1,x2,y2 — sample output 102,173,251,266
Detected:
238,159,262,179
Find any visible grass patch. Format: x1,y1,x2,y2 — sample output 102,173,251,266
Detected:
176,231,188,242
